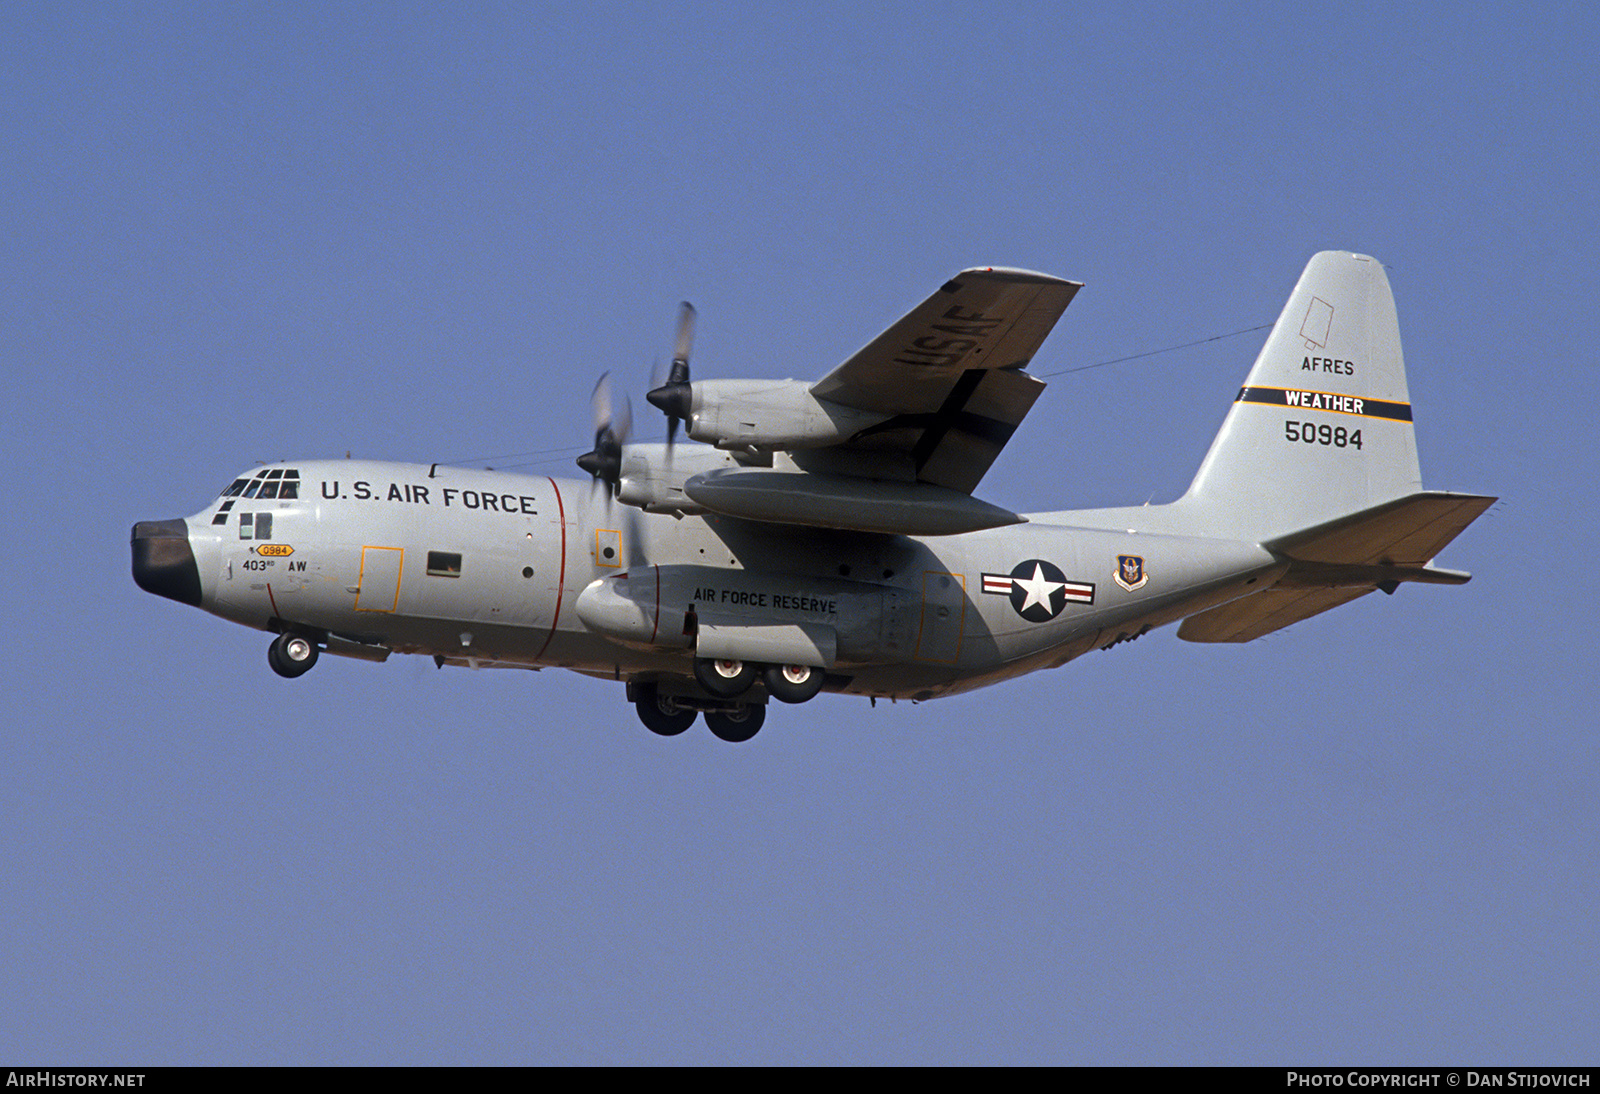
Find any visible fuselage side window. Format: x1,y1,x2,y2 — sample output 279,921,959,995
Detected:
427,551,463,577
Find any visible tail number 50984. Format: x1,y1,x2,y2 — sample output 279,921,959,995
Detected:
1285,421,1363,449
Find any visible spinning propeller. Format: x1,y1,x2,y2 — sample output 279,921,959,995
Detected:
578,301,697,496
646,301,696,446
575,371,648,569
576,372,631,495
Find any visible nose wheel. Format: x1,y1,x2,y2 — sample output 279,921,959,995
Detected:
268,633,320,678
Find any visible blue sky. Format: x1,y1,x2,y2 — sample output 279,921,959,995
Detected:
3,1,1595,1064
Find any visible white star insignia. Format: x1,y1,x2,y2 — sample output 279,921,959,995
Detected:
1014,563,1064,614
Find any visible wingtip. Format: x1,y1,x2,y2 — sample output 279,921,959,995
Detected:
955,265,1082,288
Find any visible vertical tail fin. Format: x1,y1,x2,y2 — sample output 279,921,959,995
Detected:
1183,252,1423,539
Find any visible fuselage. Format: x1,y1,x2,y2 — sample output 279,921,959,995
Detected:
133,457,1281,701
130,253,1490,744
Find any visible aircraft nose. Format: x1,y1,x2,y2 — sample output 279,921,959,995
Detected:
130,519,203,606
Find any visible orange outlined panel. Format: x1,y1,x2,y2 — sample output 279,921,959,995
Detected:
915,570,965,663
355,546,403,612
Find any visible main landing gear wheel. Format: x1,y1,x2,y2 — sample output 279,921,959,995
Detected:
634,684,697,737
704,704,765,743
694,657,756,699
763,663,825,704
268,633,319,679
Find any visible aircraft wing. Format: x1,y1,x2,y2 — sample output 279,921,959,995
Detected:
805,267,1081,493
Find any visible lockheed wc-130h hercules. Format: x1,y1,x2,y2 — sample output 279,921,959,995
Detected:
133,252,1492,743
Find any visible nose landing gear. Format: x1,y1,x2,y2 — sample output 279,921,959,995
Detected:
268,633,320,678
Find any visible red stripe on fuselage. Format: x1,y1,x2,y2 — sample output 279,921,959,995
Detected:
534,477,567,661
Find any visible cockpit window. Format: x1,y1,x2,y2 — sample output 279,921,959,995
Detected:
222,467,300,505
223,468,301,502
238,512,273,541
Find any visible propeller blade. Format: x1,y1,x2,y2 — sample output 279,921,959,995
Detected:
615,390,632,448
671,301,696,382
622,502,646,569
648,302,697,448
590,372,617,433
577,372,630,493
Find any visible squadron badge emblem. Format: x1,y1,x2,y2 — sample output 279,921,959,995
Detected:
981,559,1095,622
1114,554,1147,592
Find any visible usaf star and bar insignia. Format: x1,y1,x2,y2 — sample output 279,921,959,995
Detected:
981,559,1095,622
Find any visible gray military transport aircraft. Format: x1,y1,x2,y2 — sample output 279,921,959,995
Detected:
133,251,1492,742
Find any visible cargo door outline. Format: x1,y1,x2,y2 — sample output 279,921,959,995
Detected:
355,546,404,612
915,570,965,663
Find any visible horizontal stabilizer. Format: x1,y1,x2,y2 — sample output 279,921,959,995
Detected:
1265,490,1495,565
1275,562,1471,589
1178,587,1374,643
1179,491,1495,643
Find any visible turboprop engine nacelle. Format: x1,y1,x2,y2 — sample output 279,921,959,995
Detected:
613,444,745,514
682,380,890,450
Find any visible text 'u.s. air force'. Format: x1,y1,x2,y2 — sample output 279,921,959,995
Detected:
320,481,538,516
